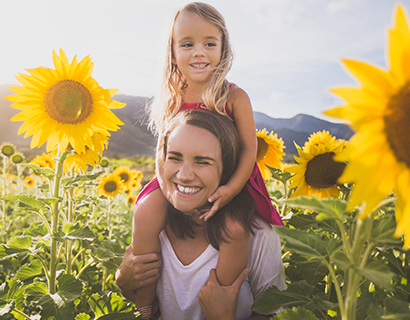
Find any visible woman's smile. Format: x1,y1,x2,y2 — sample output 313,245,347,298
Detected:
176,183,201,195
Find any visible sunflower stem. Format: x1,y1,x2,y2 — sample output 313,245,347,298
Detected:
49,154,64,294
344,215,373,320
66,183,75,275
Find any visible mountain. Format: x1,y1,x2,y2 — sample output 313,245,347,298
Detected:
254,111,354,156
0,85,354,160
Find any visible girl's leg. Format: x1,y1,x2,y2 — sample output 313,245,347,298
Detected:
216,217,249,286
132,188,168,313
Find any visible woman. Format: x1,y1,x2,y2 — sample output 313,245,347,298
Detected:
116,110,285,319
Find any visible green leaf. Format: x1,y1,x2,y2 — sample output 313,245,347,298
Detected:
0,195,46,210
331,251,351,270
42,197,63,208
284,196,347,221
75,314,91,320
371,216,402,245
99,313,139,320
37,275,82,320
272,226,332,260
287,214,318,230
66,226,96,241
58,274,83,298
89,292,134,318
24,282,48,301
21,163,55,179
61,173,100,187
6,236,32,250
38,293,76,320
384,297,410,317
252,282,315,314
24,223,49,237
274,306,319,320
16,259,43,280
355,262,394,291
269,167,293,184
285,259,328,285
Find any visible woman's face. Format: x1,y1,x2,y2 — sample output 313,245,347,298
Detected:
163,124,222,216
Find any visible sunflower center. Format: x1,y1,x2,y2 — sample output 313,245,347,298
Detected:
384,82,410,168
45,80,93,124
305,152,346,189
104,181,118,193
257,136,269,161
119,173,130,183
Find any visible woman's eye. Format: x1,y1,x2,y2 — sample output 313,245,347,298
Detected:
167,156,180,161
197,161,210,165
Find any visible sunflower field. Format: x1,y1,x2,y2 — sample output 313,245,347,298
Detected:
1,3,410,320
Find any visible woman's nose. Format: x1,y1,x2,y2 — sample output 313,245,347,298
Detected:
176,162,194,181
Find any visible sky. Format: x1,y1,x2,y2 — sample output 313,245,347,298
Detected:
1,0,409,121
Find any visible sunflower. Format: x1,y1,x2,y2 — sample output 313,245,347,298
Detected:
11,152,25,164
1,143,16,157
112,166,134,188
97,174,123,198
287,130,346,199
125,195,137,209
256,128,286,180
324,4,410,248
51,133,109,173
23,175,36,188
5,49,125,154
30,153,56,170
99,157,110,168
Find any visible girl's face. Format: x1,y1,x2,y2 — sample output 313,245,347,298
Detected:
172,12,222,86
163,124,222,217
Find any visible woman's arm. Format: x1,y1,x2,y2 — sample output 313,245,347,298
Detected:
115,245,161,303
198,268,270,320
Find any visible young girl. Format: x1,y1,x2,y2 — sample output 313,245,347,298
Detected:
129,2,283,318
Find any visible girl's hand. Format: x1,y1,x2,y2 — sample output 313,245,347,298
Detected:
200,185,236,220
198,268,249,320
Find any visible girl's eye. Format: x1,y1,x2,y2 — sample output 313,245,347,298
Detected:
205,42,216,47
182,43,193,48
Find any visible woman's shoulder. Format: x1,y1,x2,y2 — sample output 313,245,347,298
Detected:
249,217,281,253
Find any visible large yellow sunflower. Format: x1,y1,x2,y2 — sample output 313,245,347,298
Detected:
324,4,410,249
5,49,125,154
256,128,286,180
287,130,346,199
97,174,124,198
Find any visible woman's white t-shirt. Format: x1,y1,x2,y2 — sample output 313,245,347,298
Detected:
156,218,286,320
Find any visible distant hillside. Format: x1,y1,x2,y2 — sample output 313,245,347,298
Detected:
254,111,354,156
1,85,354,160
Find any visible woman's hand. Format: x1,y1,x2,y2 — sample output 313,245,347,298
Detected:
198,268,249,320
115,244,161,292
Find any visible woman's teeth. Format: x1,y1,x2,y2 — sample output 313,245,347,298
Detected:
177,184,200,194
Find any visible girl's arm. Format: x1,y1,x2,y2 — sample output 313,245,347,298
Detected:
198,268,270,320
202,87,257,220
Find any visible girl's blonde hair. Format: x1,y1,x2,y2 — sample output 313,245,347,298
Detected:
149,2,234,135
